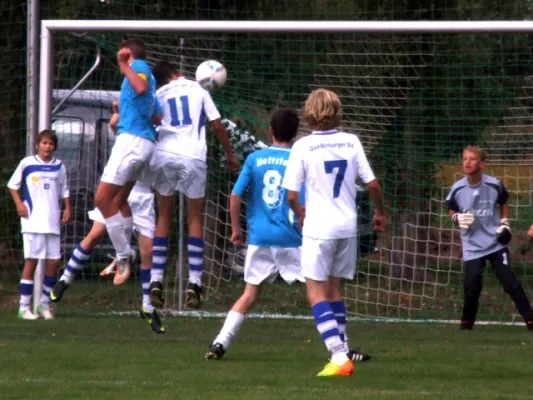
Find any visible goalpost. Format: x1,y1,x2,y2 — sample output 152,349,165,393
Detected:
36,20,533,324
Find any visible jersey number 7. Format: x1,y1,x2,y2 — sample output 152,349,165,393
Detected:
167,96,192,127
324,160,347,198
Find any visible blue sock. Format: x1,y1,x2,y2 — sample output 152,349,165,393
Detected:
330,300,348,350
19,279,34,310
311,301,345,355
61,243,92,284
151,237,168,283
40,275,57,307
187,237,204,286
140,269,153,312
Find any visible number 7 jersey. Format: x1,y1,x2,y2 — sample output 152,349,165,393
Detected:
232,146,304,248
155,77,221,162
282,129,376,240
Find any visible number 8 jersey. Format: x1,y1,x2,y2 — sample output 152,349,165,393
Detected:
155,77,221,162
232,146,304,247
282,130,376,240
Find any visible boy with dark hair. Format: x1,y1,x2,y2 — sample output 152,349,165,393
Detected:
446,145,533,331
8,129,71,319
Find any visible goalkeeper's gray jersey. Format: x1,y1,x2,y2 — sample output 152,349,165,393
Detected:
446,174,509,261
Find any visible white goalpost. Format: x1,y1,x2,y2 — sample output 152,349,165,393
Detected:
35,20,533,324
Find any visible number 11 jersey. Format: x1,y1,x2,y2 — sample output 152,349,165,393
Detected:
155,77,221,162
232,146,303,248
282,130,376,240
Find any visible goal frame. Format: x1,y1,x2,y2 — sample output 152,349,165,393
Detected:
35,19,533,315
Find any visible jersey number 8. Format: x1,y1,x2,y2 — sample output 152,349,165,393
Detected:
262,169,295,224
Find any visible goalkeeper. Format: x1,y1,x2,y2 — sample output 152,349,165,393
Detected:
446,145,533,331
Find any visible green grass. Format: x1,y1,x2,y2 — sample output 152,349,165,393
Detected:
1,313,532,399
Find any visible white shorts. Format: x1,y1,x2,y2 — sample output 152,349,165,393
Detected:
150,150,207,199
101,133,155,186
23,233,61,260
244,245,304,285
88,192,156,239
301,237,357,282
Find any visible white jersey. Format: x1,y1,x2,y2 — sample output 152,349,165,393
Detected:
7,155,69,235
282,129,375,239
155,77,221,162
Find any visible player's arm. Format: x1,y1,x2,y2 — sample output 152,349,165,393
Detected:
229,157,253,245
117,50,148,94
7,161,28,218
109,112,119,134
60,164,71,224
496,181,511,244
203,90,239,171
152,97,163,126
282,146,306,229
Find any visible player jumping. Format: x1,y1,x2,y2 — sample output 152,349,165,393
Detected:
446,145,533,332
93,38,161,287
205,106,372,363
148,60,239,309
8,129,71,320
283,89,386,377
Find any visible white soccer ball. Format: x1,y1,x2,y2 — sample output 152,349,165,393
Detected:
195,60,227,91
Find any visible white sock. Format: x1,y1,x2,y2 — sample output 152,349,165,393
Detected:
331,351,349,365
104,212,130,259
189,270,202,286
123,216,134,243
213,310,245,349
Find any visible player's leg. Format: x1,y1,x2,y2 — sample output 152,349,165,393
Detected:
488,248,533,331
327,238,371,362
149,193,173,308
137,231,165,334
301,237,353,377
461,256,485,330
185,196,205,309
205,245,273,360
18,233,40,319
51,220,107,302
35,234,61,319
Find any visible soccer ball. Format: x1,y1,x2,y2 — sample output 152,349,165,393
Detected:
195,60,227,91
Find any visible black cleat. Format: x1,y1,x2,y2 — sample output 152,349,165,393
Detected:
149,281,165,309
139,308,165,334
348,348,372,362
204,343,225,360
186,283,203,309
50,280,69,303
460,320,474,331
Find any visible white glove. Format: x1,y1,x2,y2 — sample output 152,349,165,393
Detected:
452,212,475,229
496,218,511,235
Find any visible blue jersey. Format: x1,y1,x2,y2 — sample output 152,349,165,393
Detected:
117,59,159,141
232,146,304,248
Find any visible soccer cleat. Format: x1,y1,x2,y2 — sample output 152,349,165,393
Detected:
316,359,354,377
204,343,225,360
527,320,533,332
460,320,473,331
18,308,38,320
37,305,54,320
186,283,203,309
50,280,70,303
100,255,117,277
113,257,131,285
149,281,165,309
139,308,165,334
348,348,371,362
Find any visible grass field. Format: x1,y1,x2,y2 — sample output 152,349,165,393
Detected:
1,313,532,400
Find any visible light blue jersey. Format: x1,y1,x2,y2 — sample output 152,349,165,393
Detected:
117,59,160,141
232,146,304,248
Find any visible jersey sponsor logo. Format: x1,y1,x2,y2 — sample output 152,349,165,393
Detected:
309,142,354,152
256,156,288,168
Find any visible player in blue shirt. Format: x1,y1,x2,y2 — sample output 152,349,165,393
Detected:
94,38,162,286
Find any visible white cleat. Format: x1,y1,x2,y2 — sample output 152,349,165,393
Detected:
100,256,117,277
18,308,38,320
113,258,131,285
37,306,54,320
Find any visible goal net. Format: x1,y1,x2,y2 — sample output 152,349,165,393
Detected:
17,15,533,323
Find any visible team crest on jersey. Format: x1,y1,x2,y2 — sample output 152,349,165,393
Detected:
32,176,39,182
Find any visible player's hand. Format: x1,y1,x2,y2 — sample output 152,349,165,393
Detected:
230,230,242,246
528,224,533,238
16,203,28,218
297,207,306,230
62,208,71,224
496,218,512,245
373,214,386,232
452,212,474,229
117,48,131,64
226,153,240,172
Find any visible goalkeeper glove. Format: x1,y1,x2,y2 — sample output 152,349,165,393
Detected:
496,218,512,245
452,212,475,229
